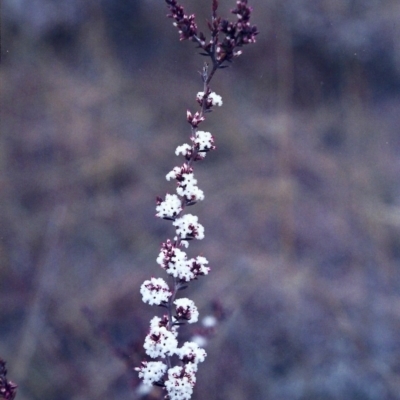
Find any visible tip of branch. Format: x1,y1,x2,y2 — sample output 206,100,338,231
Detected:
212,0,219,14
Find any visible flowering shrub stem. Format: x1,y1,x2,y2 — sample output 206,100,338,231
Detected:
136,1,257,399
0,358,17,400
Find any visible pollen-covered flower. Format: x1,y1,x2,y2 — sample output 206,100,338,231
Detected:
173,214,205,240
140,277,172,305
174,298,199,323
135,361,167,386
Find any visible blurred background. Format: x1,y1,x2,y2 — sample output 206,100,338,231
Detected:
1,0,400,399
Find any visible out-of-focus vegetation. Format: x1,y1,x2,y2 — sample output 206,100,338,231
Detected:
1,0,400,399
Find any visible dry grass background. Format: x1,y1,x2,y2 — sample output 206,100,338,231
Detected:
1,0,400,399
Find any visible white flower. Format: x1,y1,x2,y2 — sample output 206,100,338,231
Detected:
176,341,207,366
193,131,215,152
170,248,192,281
173,214,204,240
136,361,167,385
196,91,223,107
190,335,208,347
165,165,204,203
179,239,189,248
157,247,192,281
166,166,181,181
135,382,153,397
166,164,192,181
174,298,199,323
149,316,164,330
196,91,206,102
149,315,179,335
190,335,208,348
164,365,196,400
175,143,192,157
144,325,178,358
176,181,204,203
156,193,182,219
156,239,175,267
156,246,209,282
189,255,210,277
209,92,223,106
202,315,217,328
140,277,171,305
181,172,197,187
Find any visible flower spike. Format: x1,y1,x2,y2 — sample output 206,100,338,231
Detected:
136,2,257,398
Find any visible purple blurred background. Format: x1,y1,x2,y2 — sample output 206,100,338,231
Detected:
1,0,400,399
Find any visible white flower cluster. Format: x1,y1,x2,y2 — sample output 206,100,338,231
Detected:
138,77,219,400
136,314,207,398
156,194,182,219
196,91,223,107
156,240,210,282
173,214,205,240
177,341,207,365
137,361,167,386
140,277,171,306
177,175,204,203
165,164,205,204
209,92,223,107
165,365,197,400
144,317,178,358
174,298,199,323
166,164,191,181
193,130,215,152
175,143,192,157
